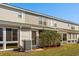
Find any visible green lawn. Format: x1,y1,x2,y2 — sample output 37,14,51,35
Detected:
0,44,79,56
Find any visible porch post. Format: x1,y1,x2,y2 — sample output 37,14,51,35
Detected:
18,28,20,47
61,32,63,44
3,28,6,50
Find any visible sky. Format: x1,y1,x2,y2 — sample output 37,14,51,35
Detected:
10,3,79,24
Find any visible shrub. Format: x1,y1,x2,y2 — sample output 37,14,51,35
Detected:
39,30,61,48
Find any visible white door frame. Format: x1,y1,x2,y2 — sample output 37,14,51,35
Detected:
31,30,39,48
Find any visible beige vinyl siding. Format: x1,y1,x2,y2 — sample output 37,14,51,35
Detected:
20,29,32,46
25,14,39,25
0,7,25,23
46,18,69,29
75,26,79,30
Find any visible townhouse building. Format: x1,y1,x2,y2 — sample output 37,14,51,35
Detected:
0,4,79,51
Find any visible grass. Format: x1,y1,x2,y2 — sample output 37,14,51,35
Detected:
0,44,79,56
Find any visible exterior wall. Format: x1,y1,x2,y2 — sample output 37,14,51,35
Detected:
20,29,32,47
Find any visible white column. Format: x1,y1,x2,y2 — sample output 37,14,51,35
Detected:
60,32,64,44
3,28,6,50
18,28,20,47
19,28,22,47
30,30,32,50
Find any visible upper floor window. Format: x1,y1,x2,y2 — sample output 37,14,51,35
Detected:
18,13,22,18
38,16,47,25
68,24,70,27
54,23,57,27
43,20,47,25
71,26,75,30
39,17,42,24
43,19,47,25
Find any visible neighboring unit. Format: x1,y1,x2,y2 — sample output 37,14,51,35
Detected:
0,4,79,51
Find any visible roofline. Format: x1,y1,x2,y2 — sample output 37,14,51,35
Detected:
0,3,79,26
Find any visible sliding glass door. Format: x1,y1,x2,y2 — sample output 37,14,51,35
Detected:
32,31,37,46
32,31,37,48
0,28,18,50
6,28,11,41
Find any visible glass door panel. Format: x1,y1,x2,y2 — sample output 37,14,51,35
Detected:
0,28,3,49
32,31,37,45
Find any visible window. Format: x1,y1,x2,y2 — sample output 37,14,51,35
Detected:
0,28,3,41
6,28,11,41
18,13,22,18
71,26,75,30
13,29,18,41
43,20,47,25
38,17,47,25
39,17,42,25
6,28,18,49
0,44,3,49
32,31,37,45
0,28,3,49
39,21,42,24
68,24,70,27
6,28,18,41
54,23,57,27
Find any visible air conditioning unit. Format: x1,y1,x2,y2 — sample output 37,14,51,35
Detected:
23,40,32,52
